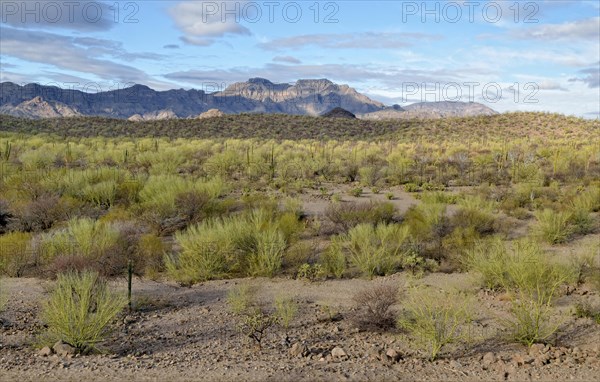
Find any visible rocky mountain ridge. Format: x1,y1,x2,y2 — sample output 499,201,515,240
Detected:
0,79,497,120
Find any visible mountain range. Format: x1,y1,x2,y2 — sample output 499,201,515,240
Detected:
0,79,498,120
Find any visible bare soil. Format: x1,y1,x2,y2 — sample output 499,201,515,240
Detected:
2,273,600,382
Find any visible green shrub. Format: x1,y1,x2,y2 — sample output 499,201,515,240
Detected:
138,175,226,235
404,203,447,240
296,263,326,281
420,191,458,205
466,237,510,290
345,223,409,278
569,207,595,235
236,308,279,349
404,183,420,193
325,201,395,233
0,232,33,277
441,226,480,271
398,288,472,360
167,209,291,283
534,209,574,244
41,271,127,353
37,218,120,261
81,180,117,208
320,237,346,279
348,187,363,197
227,284,254,315
274,295,298,331
166,219,234,285
276,212,304,243
573,302,600,324
498,240,576,346
402,250,438,277
359,166,378,186
572,188,600,213
227,285,278,349
283,240,313,273
403,203,450,260
135,234,166,279
452,195,497,235
248,228,286,277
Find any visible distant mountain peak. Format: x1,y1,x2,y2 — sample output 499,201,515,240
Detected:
359,101,497,120
248,78,274,85
322,107,357,119
295,78,334,88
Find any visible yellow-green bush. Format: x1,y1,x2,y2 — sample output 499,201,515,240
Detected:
41,271,127,353
0,232,33,277
343,223,409,278
534,209,574,244
398,288,472,360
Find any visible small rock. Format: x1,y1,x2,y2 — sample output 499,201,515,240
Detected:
514,353,536,366
512,353,524,366
366,346,382,361
289,343,308,358
53,341,76,357
385,348,401,363
483,352,496,367
449,360,462,369
331,346,347,359
38,346,53,357
533,353,551,367
529,343,545,356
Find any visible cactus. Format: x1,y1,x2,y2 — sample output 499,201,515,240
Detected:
65,142,73,165
2,141,11,161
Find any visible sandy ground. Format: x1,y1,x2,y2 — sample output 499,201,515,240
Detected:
1,272,600,382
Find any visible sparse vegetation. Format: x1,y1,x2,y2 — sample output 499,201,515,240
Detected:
398,288,472,360
40,271,127,353
343,223,409,278
352,283,398,330
274,295,298,331
0,111,599,369
227,285,279,349
534,209,574,244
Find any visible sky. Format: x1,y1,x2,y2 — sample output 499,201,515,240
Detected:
0,0,599,118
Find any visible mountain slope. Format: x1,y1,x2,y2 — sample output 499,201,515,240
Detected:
216,78,384,115
0,96,81,119
0,79,386,119
0,81,499,120
360,102,497,120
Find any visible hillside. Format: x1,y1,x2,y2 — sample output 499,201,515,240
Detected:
360,102,498,120
0,112,597,142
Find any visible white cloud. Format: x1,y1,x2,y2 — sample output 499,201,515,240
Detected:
0,0,115,31
569,65,600,88
169,1,251,46
259,32,441,51
511,17,600,41
272,56,302,64
0,26,168,87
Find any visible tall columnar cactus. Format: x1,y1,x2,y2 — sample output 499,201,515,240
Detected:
2,141,11,161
